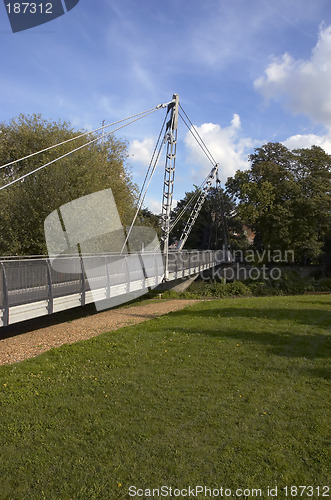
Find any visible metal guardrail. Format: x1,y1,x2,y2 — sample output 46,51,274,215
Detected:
0,251,217,327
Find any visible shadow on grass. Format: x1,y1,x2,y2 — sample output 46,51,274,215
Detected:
302,367,330,381
173,306,331,328
294,299,331,307
167,306,331,361
175,326,330,359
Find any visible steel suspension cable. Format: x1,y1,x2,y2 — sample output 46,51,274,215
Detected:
153,189,201,251
135,112,168,214
168,163,220,235
0,102,170,172
166,106,223,238
168,188,201,234
179,112,216,168
0,109,158,192
179,104,218,166
121,112,169,253
216,173,231,251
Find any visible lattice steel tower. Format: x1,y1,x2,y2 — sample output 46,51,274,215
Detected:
161,93,179,279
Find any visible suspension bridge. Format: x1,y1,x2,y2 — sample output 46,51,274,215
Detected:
0,94,230,327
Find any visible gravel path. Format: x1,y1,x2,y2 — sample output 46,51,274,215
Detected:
0,299,199,365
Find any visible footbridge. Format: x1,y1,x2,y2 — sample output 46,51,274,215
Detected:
0,251,226,327
0,94,230,327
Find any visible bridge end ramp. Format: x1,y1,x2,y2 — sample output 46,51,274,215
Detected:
156,273,199,292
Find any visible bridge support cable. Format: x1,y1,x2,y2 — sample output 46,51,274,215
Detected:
172,105,231,252
176,164,219,251
161,94,179,280
163,159,222,247
0,102,171,173
152,104,222,252
216,171,231,254
121,111,169,254
167,166,221,237
179,104,217,167
168,189,201,235
0,105,170,192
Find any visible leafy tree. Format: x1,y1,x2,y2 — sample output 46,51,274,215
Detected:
170,186,246,250
169,187,210,249
226,143,331,263
137,208,162,238
0,114,137,255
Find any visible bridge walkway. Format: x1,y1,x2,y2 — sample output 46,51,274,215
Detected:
0,250,220,327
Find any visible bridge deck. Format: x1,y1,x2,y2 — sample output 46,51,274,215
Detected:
0,251,218,327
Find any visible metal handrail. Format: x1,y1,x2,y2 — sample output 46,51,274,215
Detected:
0,250,218,327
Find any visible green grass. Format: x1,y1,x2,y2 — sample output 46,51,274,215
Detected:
0,295,330,499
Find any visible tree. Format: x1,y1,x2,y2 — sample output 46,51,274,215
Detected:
170,186,246,250
0,114,137,255
226,143,331,263
137,208,162,238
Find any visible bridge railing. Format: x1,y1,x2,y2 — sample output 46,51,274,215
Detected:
0,250,219,327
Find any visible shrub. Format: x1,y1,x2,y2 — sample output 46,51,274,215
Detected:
160,273,331,300
226,281,251,296
246,281,274,296
314,278,331,292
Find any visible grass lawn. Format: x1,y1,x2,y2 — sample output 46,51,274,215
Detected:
0,295,330,499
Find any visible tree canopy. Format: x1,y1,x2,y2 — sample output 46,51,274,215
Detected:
0,114,137,255
170,186,247,250
2,123,330,266
226,143,331,263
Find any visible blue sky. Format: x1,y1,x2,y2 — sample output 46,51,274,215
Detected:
1,0,331,212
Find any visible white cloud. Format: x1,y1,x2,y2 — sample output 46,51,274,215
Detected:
255,24,331,127
283,131,331,154
128,137,155,165
143,197,178,215
184,114,254,185
144,196,162,214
